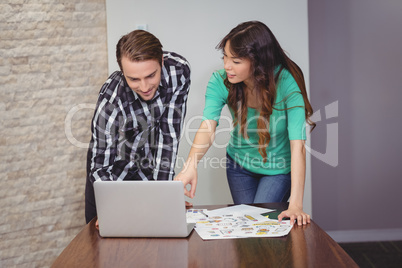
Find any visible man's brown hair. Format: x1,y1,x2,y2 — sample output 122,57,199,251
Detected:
116,30,163,71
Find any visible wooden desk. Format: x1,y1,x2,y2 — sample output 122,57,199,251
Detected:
52,203,357,267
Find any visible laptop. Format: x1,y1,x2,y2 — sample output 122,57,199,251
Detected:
94,180,195,238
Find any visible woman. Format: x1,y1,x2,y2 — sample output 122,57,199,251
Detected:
175,21,315,225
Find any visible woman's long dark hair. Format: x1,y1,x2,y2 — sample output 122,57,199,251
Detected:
217,21,315,161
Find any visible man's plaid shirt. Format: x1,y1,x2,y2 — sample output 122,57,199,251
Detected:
87,51,191,182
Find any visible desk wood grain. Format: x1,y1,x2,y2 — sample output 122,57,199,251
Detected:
52,203,358,268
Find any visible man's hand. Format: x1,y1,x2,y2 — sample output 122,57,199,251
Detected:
278,206,311,226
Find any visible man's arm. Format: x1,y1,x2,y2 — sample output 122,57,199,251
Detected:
87,99,120,182
152,63,191,180
87,81,135,183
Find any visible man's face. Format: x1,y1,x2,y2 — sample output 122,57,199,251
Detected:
121,56,162,101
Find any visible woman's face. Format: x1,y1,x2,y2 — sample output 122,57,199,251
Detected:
223,41,253,88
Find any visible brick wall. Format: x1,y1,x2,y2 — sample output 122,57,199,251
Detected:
0,1,108,267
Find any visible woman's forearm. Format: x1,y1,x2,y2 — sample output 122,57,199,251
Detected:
288,140,306,208
184,120,217,170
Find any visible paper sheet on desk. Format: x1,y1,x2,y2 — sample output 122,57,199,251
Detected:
194,213,293,240
186,209,208,223
206,204,274,216
190,205,292,240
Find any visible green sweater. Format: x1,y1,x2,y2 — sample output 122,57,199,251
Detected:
202,69,306,175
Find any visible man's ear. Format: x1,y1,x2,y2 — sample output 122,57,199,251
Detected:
161,56,164,67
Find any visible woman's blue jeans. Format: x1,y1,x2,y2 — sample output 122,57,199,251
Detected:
226,154,291,204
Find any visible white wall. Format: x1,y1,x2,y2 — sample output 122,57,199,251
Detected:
105,0,311,210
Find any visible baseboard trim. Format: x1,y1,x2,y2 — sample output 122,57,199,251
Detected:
327,228,402,243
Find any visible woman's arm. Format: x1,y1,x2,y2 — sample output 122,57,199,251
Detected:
278,139,311,225
174,120,217,199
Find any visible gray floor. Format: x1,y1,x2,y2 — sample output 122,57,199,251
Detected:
339,241,402,268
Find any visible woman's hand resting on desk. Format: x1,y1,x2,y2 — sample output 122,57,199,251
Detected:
278,205,311,226
174,165,198,199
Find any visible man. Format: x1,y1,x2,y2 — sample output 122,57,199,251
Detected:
85,30,191,223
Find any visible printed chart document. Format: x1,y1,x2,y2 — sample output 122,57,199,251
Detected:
187,205,293,240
